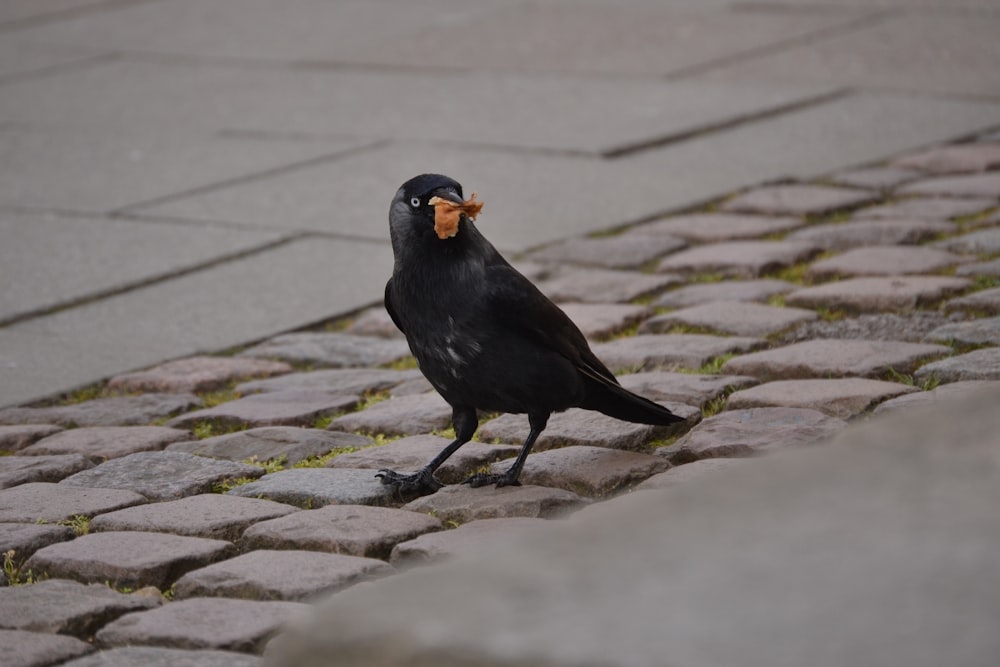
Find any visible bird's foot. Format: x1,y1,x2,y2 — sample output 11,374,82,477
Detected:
375,468,444,497
463,470,522,489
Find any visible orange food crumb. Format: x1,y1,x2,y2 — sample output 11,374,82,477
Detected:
429,192,484,239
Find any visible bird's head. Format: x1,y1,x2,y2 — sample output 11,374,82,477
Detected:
390,173,483,244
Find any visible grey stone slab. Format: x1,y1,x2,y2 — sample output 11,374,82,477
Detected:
934,228,1000,256
402,485,589,524
780,311,969,345
174,549,394,602
786,276,971,313
0,395,200,429
94,597,307,653
326,435,518,485
60,646,261,667
945,286,1000,315
326,393,453,438
341,307,404,339
652,279,796,309
494,446,671,498
0,425,63,454
0,1,116,26
20,427,192,463
236,368,422,397
720,185,878,216
721,339,950,380
0,628,93,667
924,316,1000,346
537,268,682,304
892,143,1000,174
226,469,396,509
855,196,995,221
241,505,441,560
786,218,956,251
0,523,75,567
590,334,765,373
827,166,922,190
727,378,918,419
107,357,292,395
872,380,1000,417
656,240,820,278
617,372,758,407
525,235,686,270
625,213,803,243
556,303,651,340
167,428,373,466
914,348,1000,383
390,518,548,568
640,301,817,337
0,454,92,489
0,483,145,523
238,333,410,369
166,391,359,430
635,458,750,491
899,173,1000,199
0,579,159,637
956,258,1000,278
657,407,848,465
807,245,969,278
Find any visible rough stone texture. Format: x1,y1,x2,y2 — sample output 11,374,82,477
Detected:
19,426,191,462
722,339,949,381
166,391,359,430
0,628,94,667
238,333,410,368
925,316,1000,346
326,393,452,437
640,301,817,337
95,597,307,654
720,184,878,216
626,213,802,242
60,451,264,501
168,428,372,466
242,505,442,560
235,368,422,397
0,523,76,566
855,196,995,220
898,172,1000,198
892,143,1000,174
226,469,396,509
956,258,1000,277
341,307,404,339
807,245,968,278
478,407,695,453
107,357,292,394
0,425,63,454
526,234,686,269
914,347,1000,383
24,531,236,590
934,227,1000,256
173,550,394,602
657,240,820,278
657,407,848,465
389,518,548,568
726,378,919,419
635,458,749,491
827,166,921,190
326,435,518,485
786,276,970,313
0,483,146,523
787,218,956,251
0,579,159,636
591,334,765,372
652,279,796,309
536,268,681,304
90,494,299,543
945,286,1000,315
60,646,261,667
873,380,1000,417
617,371,758,407
402,485,589,524
0,394,201,428
781,311,967,345
0,454,92,489
557,303,650,340
494,446,670,497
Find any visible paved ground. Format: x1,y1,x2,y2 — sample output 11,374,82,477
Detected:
1,1,999,665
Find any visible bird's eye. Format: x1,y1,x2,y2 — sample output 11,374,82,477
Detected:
410,197,421,208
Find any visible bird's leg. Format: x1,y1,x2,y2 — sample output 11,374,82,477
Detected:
465,412,549,489
376,406,477,498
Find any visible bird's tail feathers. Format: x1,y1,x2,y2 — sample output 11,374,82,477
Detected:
580,372,684,426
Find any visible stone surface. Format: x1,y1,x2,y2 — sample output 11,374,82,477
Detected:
873,380,1000,417
536,268,681,304
657,408,848,465
390,518,548,568
340,307,404,339
0,454,92,489
166,391,359,430
807,245,968,278
168,428,372,466
60,451,264,501
720,184,878,216
556,303,651,340
787,218,956,251
786,276,970,313
0,579,159,636
526,234,686,269
782,311,968,345
326,393,453,437
0,425,63,454
899,173,1000,198
721,339,949,380
60,646,261,667
24,531,236,590
640,301,817,337
95,597,307,653
726,378,919,419
107,356,292,394
494,446,670,498
0,523,76,566
238,333,410,368
626,213,802,242
617,371,757,407
0,628,94,667
956,258,1000,277
0,394,201,428
226,469,396,508
924,316,1000,346
914,347,1000,383
90,494,299,543
945,286,1000,315
0,483,146,523
173,550,394,602
402,485,589,524
827,166,921,190
235,368,422,396
892,143,1000,174
326,435,518,485
19,426,191,462
652,279,796,309
635,458,749,491
242,505,441,560
656,240,819,278
934,227,1000,256
855,196,995,221
591,334,765,372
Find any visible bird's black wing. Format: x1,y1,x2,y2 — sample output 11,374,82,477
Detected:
384,279,405,335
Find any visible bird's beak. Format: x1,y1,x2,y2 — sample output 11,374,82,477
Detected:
430,188,465,206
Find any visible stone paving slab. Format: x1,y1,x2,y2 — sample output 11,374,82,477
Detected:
806,245,969,278
781,311,967,345
241,505,442,560
326,393,453,438
340,307,404,339
226,469,396,509
934,227,1000,256
854,196,995,221
827,166,921,191
325,435,518,485
166,391,359,430
60,646,261,667
60,451,264,502
722,339,949,381
945,286,1000,315
786,218,956,251
167,428,373,466
657,408,848,465
238,333,411,369
626,213,803,243
389,518,548,568
617,371,758,407
892,143,1000,174
537,268,682,304
0,483,146,523
94,597,307,654
0,579,160,637
652,279,796,309
590,334,765,372
402,485,589,524
107,357,292,395
0,394,201,428
556,303,651,340
726,378,919,419
173,550,395,602
89,494,299,544
872,380,1000,417
914,347,1000,383
0,627,94,667
526,235,686,270
719,184,879,216
786,276,971,313
924,316,1000,346
235,368,422,397
956,258,1000,277
640,301,817,337
0,454,92,489
0,424,63,454
635,459,750,492
0,523,76,567
656,240,820,278
24,531,236,590
18,426,191,462
899,173,1000,199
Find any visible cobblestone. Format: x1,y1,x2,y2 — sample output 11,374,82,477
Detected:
537,268,682,303
924,316,1000,346
556,303,651,339
726,378,918,419
325,392,453,437
719,184,879,216
402,485,589,524
106,357,292,395
237,333,411,368
0,483,146,523
591,334,765,372
626,213,803,242
19,426,191,462
652,279,796,308
898,172,1000,198
827,166,921,190
891,143,1000,173
0,523,76,566
234,368,422,397
167,427,372,466
0,395,201,428
389,518,547,567
0,628,94,667
0,425,63,454
872,380,1000,416
945,286,1000,314
854,196,995,220
656,240,820,278
635,458,749,491
225,468,397,508
934,227,1000,255
787,218,955,251
0,454,92,489
806,245,968,278
640,301,817,337
914,347,1000,383
617,371,758,407
785,276,970,313
166,391,359,430
526,234,687,269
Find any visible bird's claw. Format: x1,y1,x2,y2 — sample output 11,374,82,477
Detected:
375,468,443,497
463,471,522,489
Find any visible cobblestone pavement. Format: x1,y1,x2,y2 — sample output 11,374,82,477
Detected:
2,135,1000,666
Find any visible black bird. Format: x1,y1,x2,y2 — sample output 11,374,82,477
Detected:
377,174,683,496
